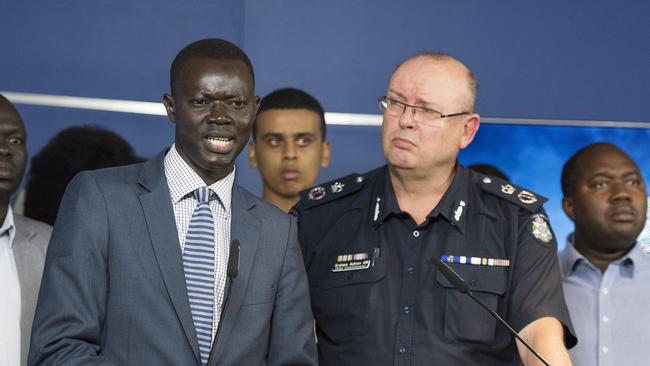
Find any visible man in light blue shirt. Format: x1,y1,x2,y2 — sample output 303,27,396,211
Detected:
558,142,649,366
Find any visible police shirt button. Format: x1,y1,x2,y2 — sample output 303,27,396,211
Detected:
403,306,411,314
398,347,407,354
406,267,415,274
412,230,420,237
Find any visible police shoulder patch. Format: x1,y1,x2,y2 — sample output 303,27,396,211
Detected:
299,173,367,209
479,174,547,212
530,213,554,244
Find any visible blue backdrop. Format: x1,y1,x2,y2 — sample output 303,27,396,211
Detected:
2,0,649,248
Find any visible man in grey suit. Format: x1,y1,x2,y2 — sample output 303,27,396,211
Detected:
0,94,52,366
29,39,317,365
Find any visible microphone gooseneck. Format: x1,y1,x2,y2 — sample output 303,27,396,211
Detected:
431,258,551,366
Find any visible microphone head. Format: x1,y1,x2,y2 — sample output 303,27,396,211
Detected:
227,240,240,279
430,258,471,294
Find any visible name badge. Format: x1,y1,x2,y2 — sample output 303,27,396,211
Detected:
331,248,380,272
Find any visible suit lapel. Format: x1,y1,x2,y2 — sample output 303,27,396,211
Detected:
13,218,47,366
210,185,260,365
138,154,201,364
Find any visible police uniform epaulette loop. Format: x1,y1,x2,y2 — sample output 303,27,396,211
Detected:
299,173,367,209
478,174,547,212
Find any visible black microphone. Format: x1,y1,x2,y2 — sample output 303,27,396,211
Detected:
226,239,240,279
207,239,240,365
431,258,550,366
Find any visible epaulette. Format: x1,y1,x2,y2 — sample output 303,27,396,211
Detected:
478,174,547,212
298,173,367,209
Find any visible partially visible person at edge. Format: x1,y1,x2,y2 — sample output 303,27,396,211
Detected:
559,142,649,366
292,51,576,365
0,94,52,366
248,87,330,213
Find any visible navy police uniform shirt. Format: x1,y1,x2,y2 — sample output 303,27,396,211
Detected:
292,164,576,366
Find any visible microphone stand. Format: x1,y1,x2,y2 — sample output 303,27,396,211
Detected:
431,258,551,366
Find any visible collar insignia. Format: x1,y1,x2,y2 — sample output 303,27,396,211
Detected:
453,200,466,222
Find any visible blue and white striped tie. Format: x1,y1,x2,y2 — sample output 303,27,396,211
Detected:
183,187,216,365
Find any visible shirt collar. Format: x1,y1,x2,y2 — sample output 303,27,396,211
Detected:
164,144,235,210
371,163,469,233
0,206,16,248
559,233,586,276
560,232,643,277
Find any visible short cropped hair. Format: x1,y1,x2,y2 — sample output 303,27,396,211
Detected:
561,142,629,197
0,94,20,116
397,51,478,112
170,38,254,93
254,88,327,140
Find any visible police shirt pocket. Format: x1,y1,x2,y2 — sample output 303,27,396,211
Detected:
436,264,507,343
312,257,387,341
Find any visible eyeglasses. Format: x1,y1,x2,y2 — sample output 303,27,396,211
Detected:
378,97,469,126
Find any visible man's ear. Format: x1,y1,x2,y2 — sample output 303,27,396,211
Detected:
254,96,261,113
320,140,331,168
163,93,176,123
562,196,576,221
248,141,258,168
459,113,480,150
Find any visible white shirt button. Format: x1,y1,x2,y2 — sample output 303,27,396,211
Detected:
413,230,420,237
602,288,609,295
602,346,609,353
602,316,609,323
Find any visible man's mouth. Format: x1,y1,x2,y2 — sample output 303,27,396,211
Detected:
0,163,15,179
282,169,300,180
205,136,234,153
610,207,636,222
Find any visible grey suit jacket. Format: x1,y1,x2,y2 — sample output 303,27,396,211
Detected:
13,214,52,366
28,152,317,366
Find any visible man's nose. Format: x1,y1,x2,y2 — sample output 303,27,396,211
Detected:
0,140,12,157
283,142,297,160
610,180,632,202
207,102,231,123
398,105,417,129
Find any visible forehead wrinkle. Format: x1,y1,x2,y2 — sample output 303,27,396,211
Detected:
387,88,440,109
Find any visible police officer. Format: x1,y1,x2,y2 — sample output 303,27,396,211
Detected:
292,52,576,365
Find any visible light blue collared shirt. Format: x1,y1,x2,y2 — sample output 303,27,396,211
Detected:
558,234,650,366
